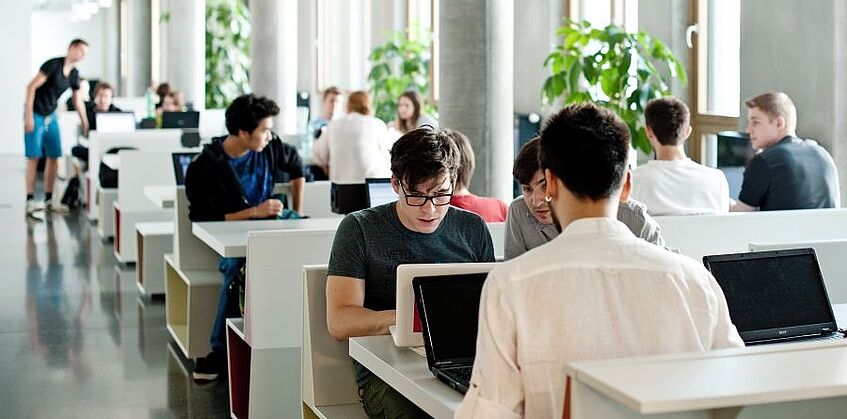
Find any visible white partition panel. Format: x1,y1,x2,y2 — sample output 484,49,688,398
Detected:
655,209,847,261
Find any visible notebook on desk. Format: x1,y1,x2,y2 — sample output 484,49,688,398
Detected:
413,272,488,394
703,248,844,345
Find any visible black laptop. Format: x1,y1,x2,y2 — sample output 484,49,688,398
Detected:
412,273,488,394
162,111,200,129
703,248,844,345
172,152,197,186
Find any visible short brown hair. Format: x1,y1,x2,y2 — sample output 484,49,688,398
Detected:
445,129,475,189
512,137,540,185
390,127,459,191
745,92,797,133
69,38,88,48
644,97,690,146
322,86,341,100
156,82,172,98
346,91,371,115
93,82,114,95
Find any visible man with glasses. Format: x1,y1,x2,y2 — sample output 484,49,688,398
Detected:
326,127,495,418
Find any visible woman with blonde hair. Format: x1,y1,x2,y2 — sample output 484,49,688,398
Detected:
312,90,392,183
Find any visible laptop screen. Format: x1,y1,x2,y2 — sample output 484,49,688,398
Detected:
172,152,197,186
96,112,136,133
703,249,836,341
413,273,488,364
162,111,200,129
366,178,396,207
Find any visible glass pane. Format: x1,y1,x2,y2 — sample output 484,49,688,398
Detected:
624,0,638,32
706,0,740,117
581,0,611,28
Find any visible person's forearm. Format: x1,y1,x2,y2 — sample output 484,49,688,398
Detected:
328,305,395,341
290,177,305,214
224,206,256,221
24,86,35,118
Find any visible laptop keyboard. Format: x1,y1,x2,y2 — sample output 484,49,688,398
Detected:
442,366,473,384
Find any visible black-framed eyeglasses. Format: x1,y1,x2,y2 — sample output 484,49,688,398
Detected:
398,182,453,207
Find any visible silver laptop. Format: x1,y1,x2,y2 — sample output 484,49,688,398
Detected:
703,248,844,345
365,178,396,207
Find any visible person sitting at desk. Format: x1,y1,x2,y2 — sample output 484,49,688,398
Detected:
504,137,665,260
326,127,494,418
456,103,744,418
155,91,184,128
631,97,730,215
184,94,306,382
446,129,507,222
731,92,839,211
70,81,123,165
390,90,438,135
310,85,342,139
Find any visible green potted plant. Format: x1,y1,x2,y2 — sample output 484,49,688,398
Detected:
205,0,251,109
542,20,686,154
367,26,436,123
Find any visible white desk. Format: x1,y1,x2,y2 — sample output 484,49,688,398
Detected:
351,305,847,419
192,218,343,258
349,336,462,419
144,185,176,209
101,153,120,170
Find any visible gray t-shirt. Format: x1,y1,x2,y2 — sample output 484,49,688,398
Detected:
504,196,666,259
327,202,495,385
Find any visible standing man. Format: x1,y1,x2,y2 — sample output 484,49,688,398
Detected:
24,39,90,214
732,92,839,211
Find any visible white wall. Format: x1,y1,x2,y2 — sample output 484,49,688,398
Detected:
30,9,110,83
2,1,31,155
513,0,563,115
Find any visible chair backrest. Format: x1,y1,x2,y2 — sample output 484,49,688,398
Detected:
302,265,360,408
173,186,219,270
749,239,847,304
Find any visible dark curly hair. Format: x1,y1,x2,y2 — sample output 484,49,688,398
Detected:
539,103,630,200
225,94,280,135
390,127,460,191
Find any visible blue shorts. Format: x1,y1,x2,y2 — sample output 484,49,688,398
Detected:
24,113,62,158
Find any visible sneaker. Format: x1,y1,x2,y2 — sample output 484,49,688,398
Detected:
25,199,44,214
192,351,225,382
44,200,70,214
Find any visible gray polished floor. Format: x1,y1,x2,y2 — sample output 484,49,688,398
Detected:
0,156,229,418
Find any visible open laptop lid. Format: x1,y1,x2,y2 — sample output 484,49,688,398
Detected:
413,273,488,368
392,263,497,347
162,111,200,129
703,248,838,343
95,112,136,133
365,177,396,207
172,152,197,186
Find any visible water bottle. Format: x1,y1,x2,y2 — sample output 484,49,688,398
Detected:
144,87,155,119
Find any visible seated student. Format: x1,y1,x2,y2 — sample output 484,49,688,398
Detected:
391,90,438,135
504,137,665,260
446,129,507,222
456,103,744,418
184,94,306,381
155,82,172,109
731,92,839,211
70,82,123,165
631,97,730,215
326,127,494,418
310,86,342,139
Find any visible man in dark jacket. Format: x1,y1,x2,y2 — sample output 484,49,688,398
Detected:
185,94,305,381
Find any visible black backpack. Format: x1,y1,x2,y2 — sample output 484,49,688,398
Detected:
98,146,137,188
60,177,82,210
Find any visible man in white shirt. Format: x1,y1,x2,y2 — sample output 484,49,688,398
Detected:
631,97,730,215
456,103,744,419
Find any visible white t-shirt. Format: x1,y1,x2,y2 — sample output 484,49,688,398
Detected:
311,112,392,183
631,159,730,215
455,218,744,419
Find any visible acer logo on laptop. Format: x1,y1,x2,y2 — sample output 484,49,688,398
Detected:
778,330,788,335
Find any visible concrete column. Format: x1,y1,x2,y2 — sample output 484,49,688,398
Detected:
297,0,316,93
166,0,205,109
250,0,298,135
126,0,152,97
740,0,847,205
514,0,563,114
440,0,514,202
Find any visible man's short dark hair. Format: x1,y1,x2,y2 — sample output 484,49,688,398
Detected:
390,127,460,191
224,94,280,135
513,137,540,185
444,129,474,189
539,103,631,200
69,39,89,48
644,97,690,146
